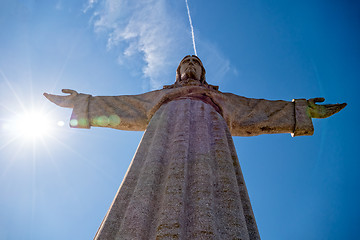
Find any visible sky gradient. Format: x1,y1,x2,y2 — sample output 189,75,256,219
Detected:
0,0,359,239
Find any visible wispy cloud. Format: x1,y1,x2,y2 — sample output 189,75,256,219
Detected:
84,0,236,90
199,40,239,85
85,0,191,89
83,0,98,13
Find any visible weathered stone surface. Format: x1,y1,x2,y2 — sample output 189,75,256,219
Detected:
94,98,260,240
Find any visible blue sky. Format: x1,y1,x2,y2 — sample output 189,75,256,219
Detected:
0,0,359,239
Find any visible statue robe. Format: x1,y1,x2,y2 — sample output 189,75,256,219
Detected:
70,86,313,240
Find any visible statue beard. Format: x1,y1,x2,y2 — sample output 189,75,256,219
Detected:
179,70,202,86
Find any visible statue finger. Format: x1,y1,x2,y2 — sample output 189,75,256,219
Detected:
323,103,347,109
330,103,347,112
43,92,55,102
43,93,61,104
62,89,78,96
43,93,70,107
338,102,347,110
323,103,347,118
308,97,325,108
312,97,325,103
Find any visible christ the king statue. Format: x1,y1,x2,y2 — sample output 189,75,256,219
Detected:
44,55,346,240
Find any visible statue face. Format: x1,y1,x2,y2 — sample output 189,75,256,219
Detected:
178,56,203,83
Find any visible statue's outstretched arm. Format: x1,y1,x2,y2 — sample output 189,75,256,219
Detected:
43,89,79,108
43,88,167,130
214,92,347,137
307,97,347,119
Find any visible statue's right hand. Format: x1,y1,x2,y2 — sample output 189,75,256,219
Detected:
43,89,78,108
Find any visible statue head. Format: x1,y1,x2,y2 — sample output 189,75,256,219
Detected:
163,55,218,90
175,55,206,85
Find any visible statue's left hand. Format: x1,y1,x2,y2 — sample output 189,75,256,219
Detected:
307,97,347,118
43,89,79,108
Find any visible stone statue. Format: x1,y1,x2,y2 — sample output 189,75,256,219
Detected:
44,55,346,240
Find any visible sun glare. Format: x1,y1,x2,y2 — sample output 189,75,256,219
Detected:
17,111,52,138
6,110,58,140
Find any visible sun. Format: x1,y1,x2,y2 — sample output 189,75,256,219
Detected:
14,110,53,139
3,109,60,141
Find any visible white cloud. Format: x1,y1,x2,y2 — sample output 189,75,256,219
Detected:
85,0,235,90
85,0,190,89
83,0,98,13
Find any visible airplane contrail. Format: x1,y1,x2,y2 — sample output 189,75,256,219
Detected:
185,0,197,56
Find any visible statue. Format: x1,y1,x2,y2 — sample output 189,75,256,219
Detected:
44,55,346,240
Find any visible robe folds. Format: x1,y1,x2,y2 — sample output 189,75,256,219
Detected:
70,86,314,240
